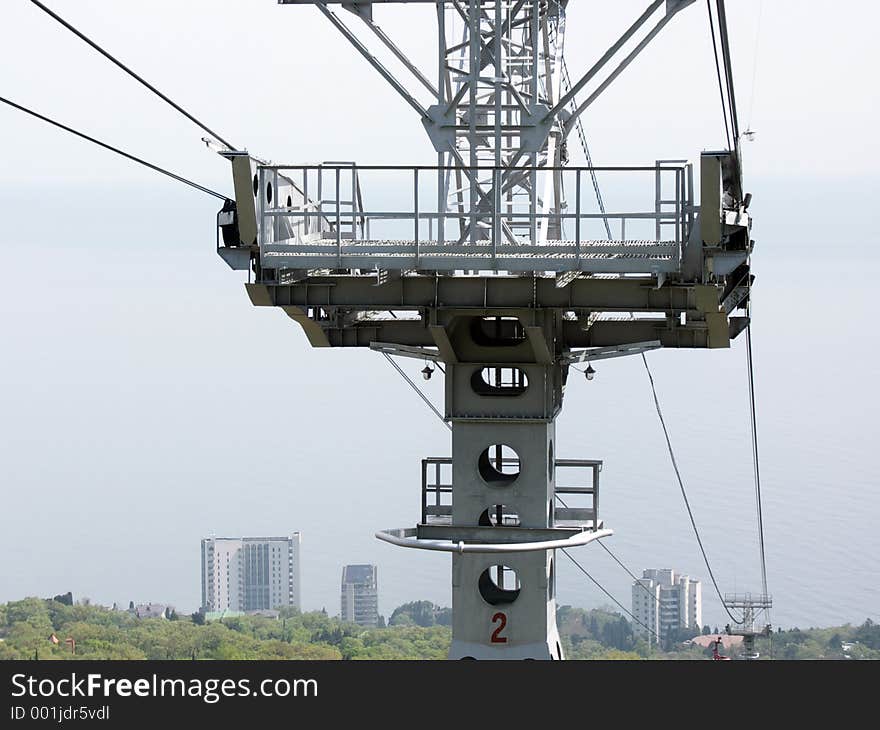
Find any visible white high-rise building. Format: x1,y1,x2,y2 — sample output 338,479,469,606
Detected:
201,534,301,612
631,569,701,644
340,564,379,627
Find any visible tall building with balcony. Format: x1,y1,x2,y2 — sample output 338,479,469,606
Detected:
631,568,701,644
340,564,379,627
201,534,301,613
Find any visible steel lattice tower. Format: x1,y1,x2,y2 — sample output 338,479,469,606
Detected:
215,0,754,659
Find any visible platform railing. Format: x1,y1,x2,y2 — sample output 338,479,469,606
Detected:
554,458,602,530
421,456,602,531
256,163,693,274
421,457,453,525
722,593,773,608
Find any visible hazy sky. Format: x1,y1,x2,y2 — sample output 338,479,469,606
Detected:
1,1,879,628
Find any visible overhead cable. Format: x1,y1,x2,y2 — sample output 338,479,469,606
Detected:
640,353,744,625
556,493,661,608
562,31,745,624
706,0,732,151
0,95,228,200
715,0,741,145
561,58,613,240
27,0,237,151
746,309,769,598
561,548,660,642
745,0,764,131
717,1,768,602
595,539,662,608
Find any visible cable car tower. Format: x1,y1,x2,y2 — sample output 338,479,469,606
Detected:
724,593,772,660
215,0,755,659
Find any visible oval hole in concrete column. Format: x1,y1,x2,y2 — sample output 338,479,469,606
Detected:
478,505,521,527
478,444,520,485
470,367,529,396
478,565,521,606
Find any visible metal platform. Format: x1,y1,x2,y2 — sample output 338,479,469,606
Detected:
378,455,608,553
222,155,750,352
262,240,680,274
247,162,693,275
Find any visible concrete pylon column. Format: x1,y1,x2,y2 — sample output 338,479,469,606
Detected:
448,419,562,660
441,313,566,660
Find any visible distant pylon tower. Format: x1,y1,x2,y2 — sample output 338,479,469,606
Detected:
215,0,755,659
724,593,772,660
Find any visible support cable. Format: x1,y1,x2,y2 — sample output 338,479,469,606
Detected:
712,3,770,634
746,310,769,599
561,548,660,643
561,58,612,240
715,0,745,192
562,35,744,619
0,95,228,200
640,352,744,625
596,539,659,605
706,0,732,151
716,0,741,146
564,5,750,626
382,353,451,431
745,0,764,131
27,0,237,151
555,494,661,608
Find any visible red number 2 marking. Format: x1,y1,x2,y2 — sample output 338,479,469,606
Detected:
491,612,508,643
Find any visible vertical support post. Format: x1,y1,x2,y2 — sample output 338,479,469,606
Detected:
468,0,479,245
494,0,503,172
335,167,342,267
687,162,695,238
421,459,428,525
530,166,538,244
531,0,539,104
414,167,420,265
258,166,265,248
437,2,446,106
493,0,503,260
593,464,600,532
351,165,357,239
438,156,446,246
303,168,309,237
530,0,540,245
493,167,501,264
700,153,723,245
575,168,582,263
675,167,682,245
655,160,662,241
436,3,446,249
273,169,280,242
435,460,441,515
